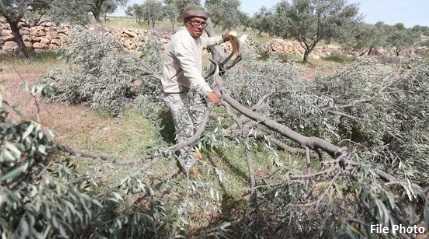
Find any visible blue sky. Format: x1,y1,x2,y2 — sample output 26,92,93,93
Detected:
115,0,429,27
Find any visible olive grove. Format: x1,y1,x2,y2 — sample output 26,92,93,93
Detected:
1,0,429,238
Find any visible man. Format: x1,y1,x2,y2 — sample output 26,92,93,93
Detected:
161,6,235,174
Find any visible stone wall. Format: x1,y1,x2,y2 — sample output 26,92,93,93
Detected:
268,38,342,59
0,17,164,53
0,17,70,53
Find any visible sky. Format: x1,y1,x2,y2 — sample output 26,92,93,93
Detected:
114,0,429,27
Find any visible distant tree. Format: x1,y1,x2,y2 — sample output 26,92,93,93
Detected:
251,7,275,35
205,0,241,29
102,0,118,22
125,5,134,17
386,24,418,56
128,1,163,28
143,0,164,29
411,25,429,36
271,1,290,38
163,0,178,31
88,0,127,23
238,11,251,30
175,0,201,17
340,22,388,55
126,4,145,23
274,0,360,62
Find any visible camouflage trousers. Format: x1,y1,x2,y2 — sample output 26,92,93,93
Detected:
162,89,208,173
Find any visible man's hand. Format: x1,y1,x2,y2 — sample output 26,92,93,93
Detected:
222,30,238,42
207,90,222,105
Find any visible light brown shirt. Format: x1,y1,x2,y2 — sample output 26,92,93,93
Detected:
162,27,223,95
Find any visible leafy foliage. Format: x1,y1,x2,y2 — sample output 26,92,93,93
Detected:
0,96,178,238
251,0,360,62
205,0,242,29
215,54,429,237
125,0,163,28
39,26,162,116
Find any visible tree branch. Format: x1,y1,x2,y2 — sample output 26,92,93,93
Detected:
221,92,346,158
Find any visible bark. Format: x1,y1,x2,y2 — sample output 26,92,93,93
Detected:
5,16,30,58
303,50,310,63
91,0,104,23
222,93,345,158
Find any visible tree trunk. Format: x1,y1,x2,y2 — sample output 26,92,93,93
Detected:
303,49,311,63
171,21,175,32
6,17,30,58
92,10,102,23
92,0,103,23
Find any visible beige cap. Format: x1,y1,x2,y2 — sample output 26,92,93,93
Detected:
182,6,209,21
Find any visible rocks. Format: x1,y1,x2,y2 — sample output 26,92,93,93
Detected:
33,42,47,49
51,39,61,46
122,29,137,38
0,17,71,52
0,32,15,42
3,41,18,51
0,17,168,53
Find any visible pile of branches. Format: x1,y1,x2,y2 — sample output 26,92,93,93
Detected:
216,57,429,238
30,25,429,238
0,99,178,238
39,26,162,116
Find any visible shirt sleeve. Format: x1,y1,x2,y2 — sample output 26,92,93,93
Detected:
201,35,224,48
173,39,212,95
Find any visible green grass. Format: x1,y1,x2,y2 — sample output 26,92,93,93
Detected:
105,16,147,30
67,110,161,159
322,53,355,63
0,51,63,73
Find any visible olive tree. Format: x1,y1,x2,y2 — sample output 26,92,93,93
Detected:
163,0,179,31
174,0,201,16
274,0,360,62
386,23,418,56
251,7,275,35
0,0,94,57
0,0,50,57
205,0,242,29
88,0,127,22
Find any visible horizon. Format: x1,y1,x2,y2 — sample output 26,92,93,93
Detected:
112,0,429,28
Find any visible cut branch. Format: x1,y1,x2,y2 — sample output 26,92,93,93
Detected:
221,92,346,158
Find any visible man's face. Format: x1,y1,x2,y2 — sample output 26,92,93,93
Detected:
185,17,207,39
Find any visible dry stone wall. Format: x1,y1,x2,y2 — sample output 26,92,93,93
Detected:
0,17,70,53
0,17,164,53
268,38,342,59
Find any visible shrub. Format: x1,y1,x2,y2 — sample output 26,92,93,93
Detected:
0,96,177,238
39,26,162,116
